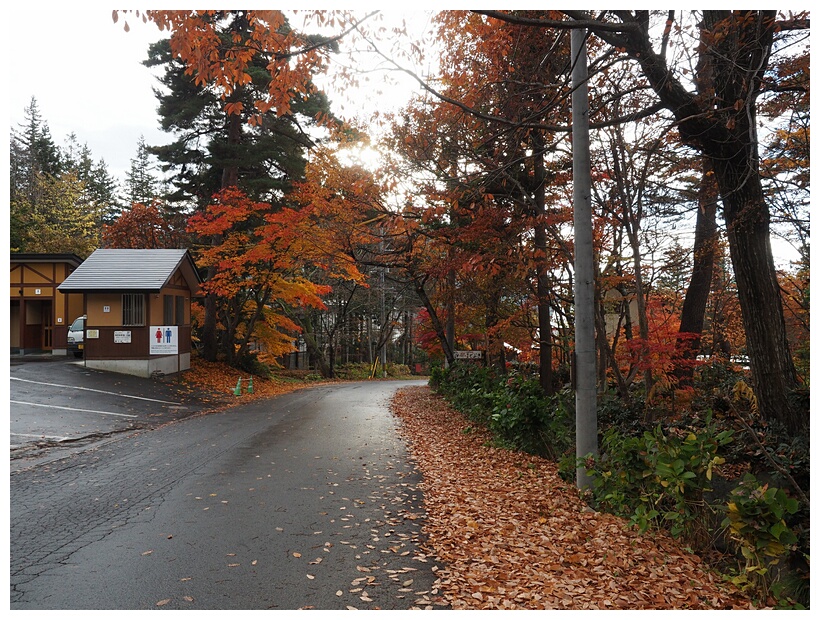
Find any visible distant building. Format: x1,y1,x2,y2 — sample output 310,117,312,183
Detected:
10,253,84,355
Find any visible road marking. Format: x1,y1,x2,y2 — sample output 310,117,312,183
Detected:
11,433,71,441
10,401,139,419
10,377,180,405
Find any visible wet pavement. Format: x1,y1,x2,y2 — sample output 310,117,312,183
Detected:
9,354,229,468
9,376,444,609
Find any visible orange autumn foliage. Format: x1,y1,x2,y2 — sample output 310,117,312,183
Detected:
103,202,187,249
187,188,332,363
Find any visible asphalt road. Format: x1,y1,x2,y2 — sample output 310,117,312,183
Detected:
9,376,444,610
10,356,222,458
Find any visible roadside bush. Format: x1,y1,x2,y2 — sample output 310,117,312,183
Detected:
335,362,413,380
335,362,372,380
429,364,445,389
723,474,808,607
434,363,498,424
430,363,573,460
432,360,809,606
597,389,651,436
722,474,801,596
584,413,733,547
236,350,272,379
386,363,412,377
489,374,573,459
690,359,748,415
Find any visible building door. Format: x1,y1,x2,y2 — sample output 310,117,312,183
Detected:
18,299,53,352
42,300,53,350
11,300,21,352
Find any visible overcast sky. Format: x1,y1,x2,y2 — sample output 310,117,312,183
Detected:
7,8,169,180
5,7,435,184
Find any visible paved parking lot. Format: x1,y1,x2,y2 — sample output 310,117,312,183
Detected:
9,355,224,465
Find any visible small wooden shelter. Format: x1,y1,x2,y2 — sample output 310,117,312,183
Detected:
57,249,202,378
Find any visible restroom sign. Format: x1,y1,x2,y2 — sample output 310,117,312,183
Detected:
150,325,178,354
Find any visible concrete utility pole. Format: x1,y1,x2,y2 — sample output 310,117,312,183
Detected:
571,27,598,490
380,263,387,377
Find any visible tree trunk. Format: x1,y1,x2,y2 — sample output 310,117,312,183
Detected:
531,131,554,395
698,11,800,433
413,275,455,366
201,275,219,362
301,313,330,378
328,334,336,379
485,280,506,374
202,110,243,362
445,264,456,365
675,159,719,386
712,152,800,432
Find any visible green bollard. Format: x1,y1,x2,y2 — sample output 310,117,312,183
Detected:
247,377,254,394
233,377,242,396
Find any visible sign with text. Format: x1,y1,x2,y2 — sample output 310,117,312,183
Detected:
454,350,484,360
113,331,132,344
150,325,178,355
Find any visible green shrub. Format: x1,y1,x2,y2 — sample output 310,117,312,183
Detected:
430,363,573,461
722,473,801,600
236,350,272,378
429,364,445,389
335,362,372,380
585,414,733,546
489,374,573,459
334,362,413,379
597,389,651,436
434,363,498,424
431,359,809,607
386,363,412,377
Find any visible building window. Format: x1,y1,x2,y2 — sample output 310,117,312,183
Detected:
122,294,145,326
163,295,174,324
175,295,185,325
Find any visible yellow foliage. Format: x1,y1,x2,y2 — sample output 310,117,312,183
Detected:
732,380,759,415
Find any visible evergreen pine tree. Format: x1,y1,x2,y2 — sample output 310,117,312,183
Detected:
125,135,159,206
144,12,335,211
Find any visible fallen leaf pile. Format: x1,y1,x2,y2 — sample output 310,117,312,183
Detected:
389,386,755,610
181,358,324,405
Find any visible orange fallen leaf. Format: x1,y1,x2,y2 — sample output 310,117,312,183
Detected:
387,386,752,611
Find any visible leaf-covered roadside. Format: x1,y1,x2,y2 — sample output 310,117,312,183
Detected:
390,385,755,610
180,359,332,407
